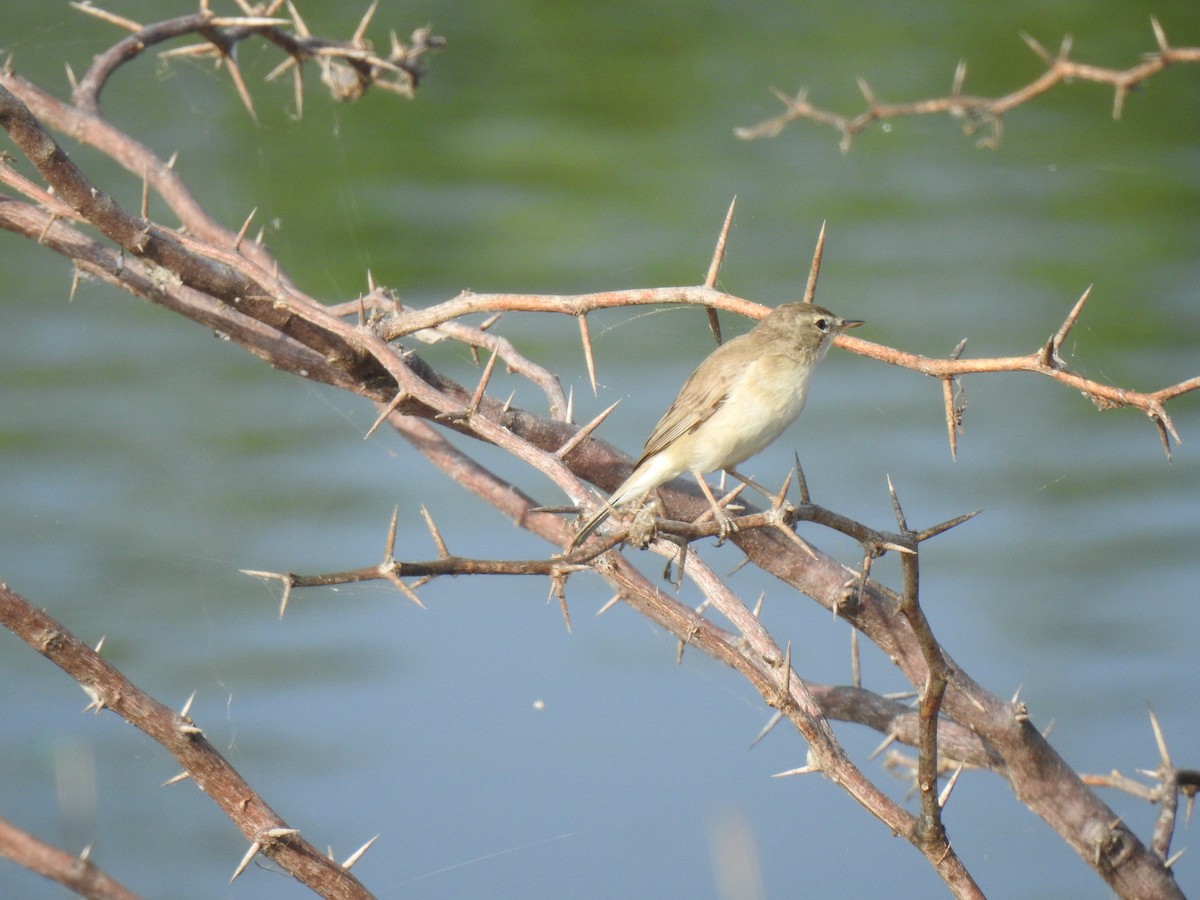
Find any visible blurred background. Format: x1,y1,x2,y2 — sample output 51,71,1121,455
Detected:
1,1,1197,897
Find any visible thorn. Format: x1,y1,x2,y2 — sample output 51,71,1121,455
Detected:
750,591,765,619
291,58,304,118
364,390,409,438
501,390,515,414
1020,32,1053,66
850,627,861,687
1112,85,1128,120
162,771,191,787
1150,16,1169,53
565,385,574,425
916,509,981,543
352,0,379,46
555,399,620,459
1058,34,1074,62
94,635,106,653
180,690,196,719
577,314,597,396
938,762,967,808
231,841,261,881
166,151,179,170
223,53,258,123
65,62,77,91
79,844,92,862
37,213,61,245
792,453,811,504
286,1,312,39
952,59,966,96
705,195,736,288
802,221,827,306
750,710,783,748
384,570,426,609
342,833,379,869
1165,847,1187,870
1147,703,1172,768
69,268,82,303
140,167,149,219
781,641,792,705
595,594,621,617
478,312,503,332
868,731,898,760
856,77,876,106
233,207,257,252
1044,285,1091,367
772,765,820,778
385,506,400,558
886,475,908,533
466,343,501,412
548,574,572,632
420,504,450,558
69,2,144,32
241,568,295,619
772,469,793,511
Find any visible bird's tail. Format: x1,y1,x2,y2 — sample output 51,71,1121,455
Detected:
567,504,613,550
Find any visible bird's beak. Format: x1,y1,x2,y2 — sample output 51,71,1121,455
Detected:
839,319,865,331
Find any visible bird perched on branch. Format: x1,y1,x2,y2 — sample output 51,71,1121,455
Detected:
569,302,862,549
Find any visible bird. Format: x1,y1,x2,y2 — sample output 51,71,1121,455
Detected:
568,302,862,549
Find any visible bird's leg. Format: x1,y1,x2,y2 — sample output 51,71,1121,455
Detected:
691,470,739,542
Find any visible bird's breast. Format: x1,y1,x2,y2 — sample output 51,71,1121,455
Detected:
683,353,813,472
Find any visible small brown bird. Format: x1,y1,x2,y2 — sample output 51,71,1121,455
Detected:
569,302,862,549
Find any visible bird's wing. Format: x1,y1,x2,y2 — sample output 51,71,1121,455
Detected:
634,339,747,467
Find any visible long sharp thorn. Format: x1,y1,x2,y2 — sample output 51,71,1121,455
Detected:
385,506,399,557
793,453,811,503
1048,285,1092,362
886,475,908,532
1147,703,1172,767
420,504,450,558
292,60,304,118
917,509,982,542
556,399,620,459
468,343,500,411
231,842,260,883
595,594,621,617
70,2,143,31
943,375,959,461
342,834,379,869
353,1,379,46
750,710,784,748
939,762,967,808
802,221,826,306
234,207,257,252
365,390,408,438
386,571,426,609
1019,32,1053,65
224,55,258,123
1150,17,1168,52
578,315,597,396
705,196,736,288
703,197,736,344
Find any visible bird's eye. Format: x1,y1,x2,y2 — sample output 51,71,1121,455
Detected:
815,317,830,332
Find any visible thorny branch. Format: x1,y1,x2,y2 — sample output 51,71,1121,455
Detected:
736,17,1200,151
0,5,1194,899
